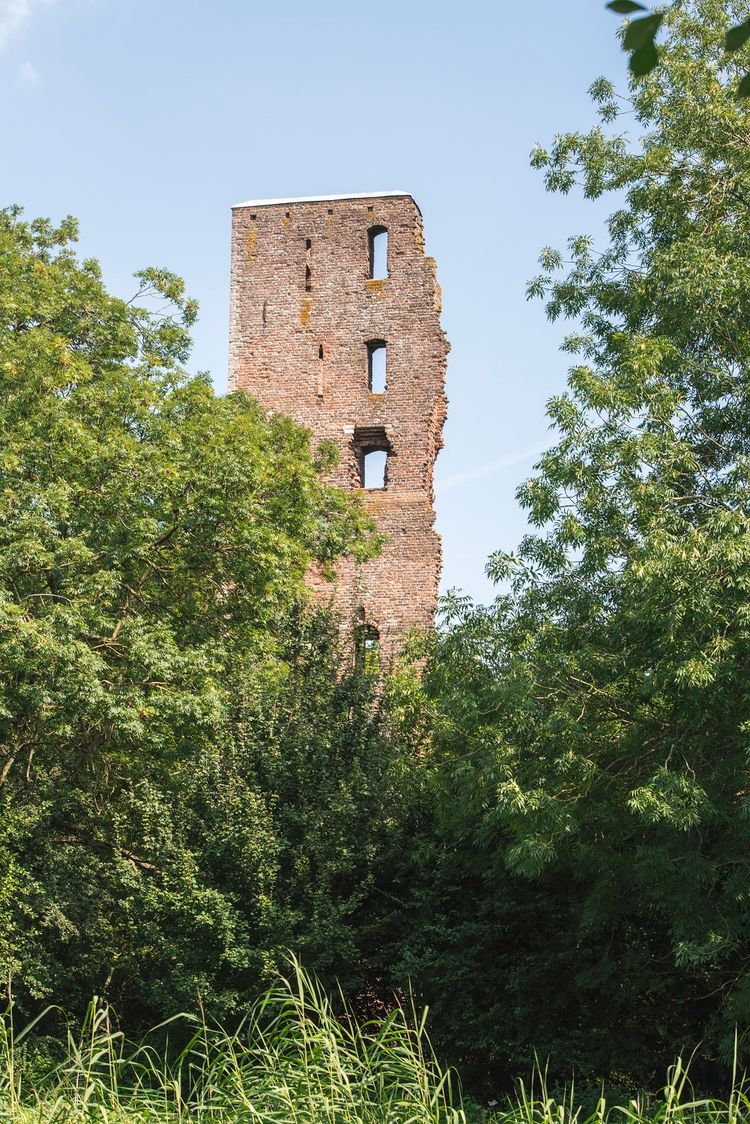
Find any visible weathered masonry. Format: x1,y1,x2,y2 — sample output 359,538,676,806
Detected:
228,191,449,665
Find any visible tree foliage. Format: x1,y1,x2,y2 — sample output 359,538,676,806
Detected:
607,0,750,94
10,1,750,1089
0,208,390,1021
382,0,750,1083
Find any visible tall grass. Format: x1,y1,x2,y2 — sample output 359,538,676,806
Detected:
1,963,749,1123
0,958,464,1123
479,1052,750,1124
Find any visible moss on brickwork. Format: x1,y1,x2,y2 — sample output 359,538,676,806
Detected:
245,228,258,264
413,217,426,254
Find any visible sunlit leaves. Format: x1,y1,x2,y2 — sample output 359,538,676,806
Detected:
607,1,750,96
628,767,713,829
418,0,750,1063
0,207,381,1018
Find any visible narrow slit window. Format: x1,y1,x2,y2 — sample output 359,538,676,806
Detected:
368,226,388,279
364,629,380,675
363,449,387,489
317,344,324,396
305,238,312,291
355,614,380,676
367,341,386,394
363,626,380,676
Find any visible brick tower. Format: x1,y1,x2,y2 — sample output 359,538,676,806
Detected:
228,191,448,665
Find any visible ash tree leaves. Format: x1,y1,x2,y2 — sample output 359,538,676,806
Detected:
607,0,664,76
606,0,750,95
725,13,750,92
622,11,663,74
724,12,750,49
403,0,750,1071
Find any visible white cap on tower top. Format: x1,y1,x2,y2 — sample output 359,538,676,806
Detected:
231,191,411,209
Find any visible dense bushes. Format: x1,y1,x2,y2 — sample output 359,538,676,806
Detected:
0,207,389,1026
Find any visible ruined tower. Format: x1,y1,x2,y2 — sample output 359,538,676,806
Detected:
228,191,448,664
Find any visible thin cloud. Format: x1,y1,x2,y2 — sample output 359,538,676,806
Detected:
19,59,39,83
435,445,544,494
0,0,56,50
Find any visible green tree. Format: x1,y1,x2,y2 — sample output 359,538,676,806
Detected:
0,207,381,1020
390,0,750,1082
606,0,750,94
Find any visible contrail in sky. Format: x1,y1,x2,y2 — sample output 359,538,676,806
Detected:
434,444,545,494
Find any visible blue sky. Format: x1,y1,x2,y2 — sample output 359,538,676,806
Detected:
2,0,627,602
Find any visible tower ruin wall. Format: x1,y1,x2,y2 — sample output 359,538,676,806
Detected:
228,191,448,663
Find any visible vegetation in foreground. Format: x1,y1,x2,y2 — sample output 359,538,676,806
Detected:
2,963,750,1124
1,962,464,1124
7,0,750,1097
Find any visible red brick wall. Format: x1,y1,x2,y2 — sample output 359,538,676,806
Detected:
228,192,449,663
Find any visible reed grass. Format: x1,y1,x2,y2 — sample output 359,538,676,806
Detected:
0,958,464,1123
475,1051,750,1124
0,960,748,1124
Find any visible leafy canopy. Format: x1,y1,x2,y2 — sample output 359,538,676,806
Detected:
402,0,750,1073
0,206,379,1013
606,0,750,93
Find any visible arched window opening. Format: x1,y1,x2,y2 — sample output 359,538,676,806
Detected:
368,226,388,280
363,449,387,489
354,426,390,489
367,340,386,394
355,612,380,676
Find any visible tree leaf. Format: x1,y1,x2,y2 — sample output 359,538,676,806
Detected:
629,40,659,75
725,18,750,53
624,17,657,51
737,71,750,97
607,0,646,12
623,12,663,51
